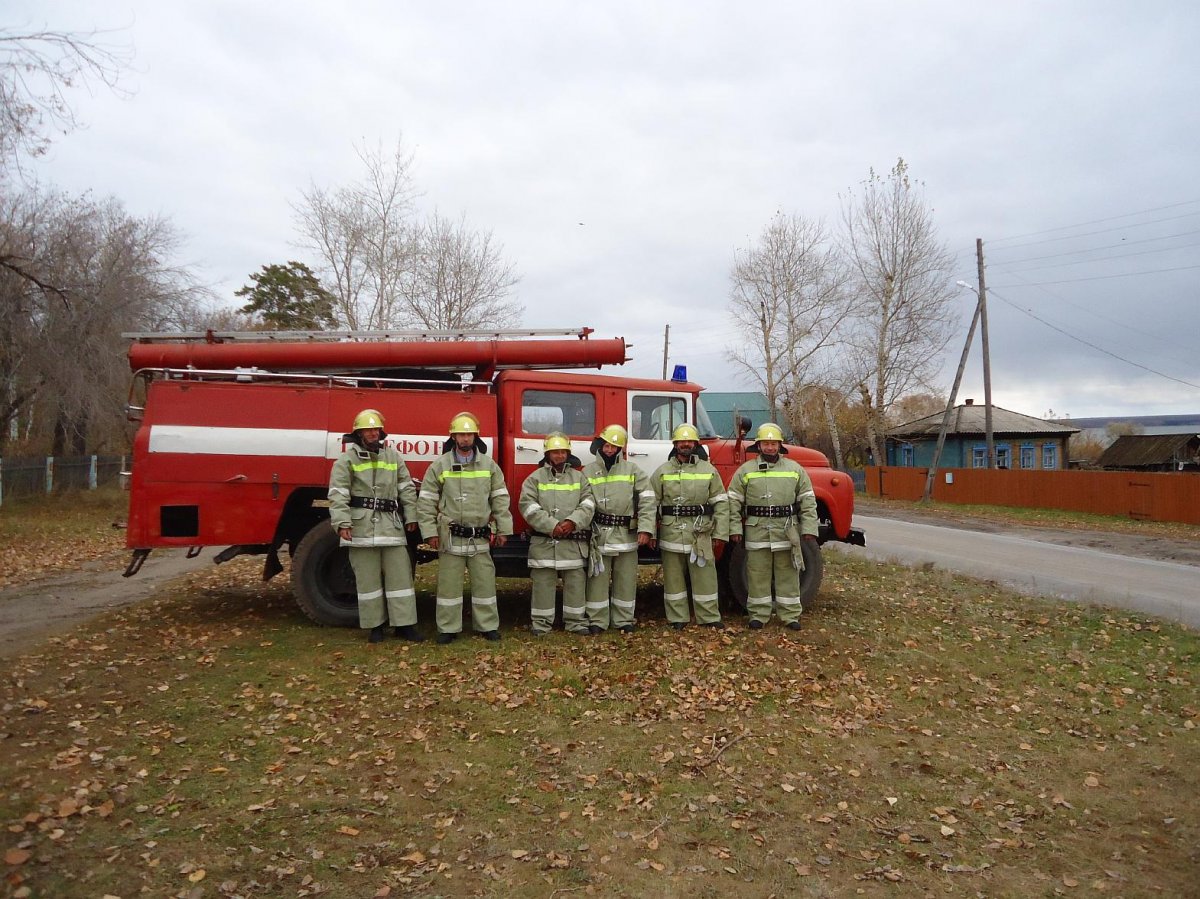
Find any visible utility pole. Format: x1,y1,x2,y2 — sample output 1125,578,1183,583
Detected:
923,282,986,502
661,324,670,379
977,239,994,469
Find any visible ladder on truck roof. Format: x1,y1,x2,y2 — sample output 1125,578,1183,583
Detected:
123,327,597,343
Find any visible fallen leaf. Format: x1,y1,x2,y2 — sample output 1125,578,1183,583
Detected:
337,826,360,836
5,848,31,865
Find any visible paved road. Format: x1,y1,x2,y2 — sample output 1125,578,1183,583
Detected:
832,515,1200,629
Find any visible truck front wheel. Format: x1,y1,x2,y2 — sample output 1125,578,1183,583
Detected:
292,522,359,627
719,539,824,614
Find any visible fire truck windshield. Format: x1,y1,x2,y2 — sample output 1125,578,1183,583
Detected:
695,398,719,438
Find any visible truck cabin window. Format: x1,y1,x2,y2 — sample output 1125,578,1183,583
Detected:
630,394,688,441
521,390,596,436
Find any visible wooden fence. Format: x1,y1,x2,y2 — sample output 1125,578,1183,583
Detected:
865,466,1200,526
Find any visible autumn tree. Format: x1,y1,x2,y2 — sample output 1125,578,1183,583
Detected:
840,159,957,464
292,139,522,332
236,261,336,330
0,25,129,172
398,212,521,331
726,212,853,425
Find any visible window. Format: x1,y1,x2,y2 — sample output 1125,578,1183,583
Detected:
995,445,1011,469
1042,443,1058,470
900,444,914,466
972,446,987,468
1020,444,1035,469
521,390,596,436
630,394,688,440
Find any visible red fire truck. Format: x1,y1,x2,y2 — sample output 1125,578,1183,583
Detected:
123,328,863,626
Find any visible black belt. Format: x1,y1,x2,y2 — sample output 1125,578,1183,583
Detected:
593,512,632,527
745,504,794,518
350,496,399,512
536,529,592,542
449,523,491,538
659,503,714,517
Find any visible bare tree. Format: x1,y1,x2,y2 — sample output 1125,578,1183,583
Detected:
840,159,957,465
292,141,418,329
1,186,207,453
398,211,521,331
0,25,130,171
726,212,853,423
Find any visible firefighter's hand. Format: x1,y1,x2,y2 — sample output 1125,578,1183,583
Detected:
552,520,575,538
406,522,418,533
712,538,726,561
427,536,439,550
729,534,742,543
637,531,651,547
491,533,507,547
338,527,352,541
649,537,657,550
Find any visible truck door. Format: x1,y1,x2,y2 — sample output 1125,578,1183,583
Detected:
510,386,599,530
625,391,690,477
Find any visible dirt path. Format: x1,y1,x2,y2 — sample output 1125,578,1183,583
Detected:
0,549,213,660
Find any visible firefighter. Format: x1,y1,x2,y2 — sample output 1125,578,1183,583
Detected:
417,411,513,644
519,432,596,635
328,409,422,643
650,423,730,629
582,424,655,633
727,422,819,630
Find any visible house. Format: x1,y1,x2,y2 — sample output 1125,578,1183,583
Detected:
1095,433,1200,472
886,399,1078,470
700,391,783,438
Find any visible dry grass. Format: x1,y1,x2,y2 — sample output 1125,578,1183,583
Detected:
2,551,1197,897
0,487,128,590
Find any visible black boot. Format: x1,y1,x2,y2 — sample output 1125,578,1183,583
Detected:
436,632,457,645
394,625,425,643
368,625,387,643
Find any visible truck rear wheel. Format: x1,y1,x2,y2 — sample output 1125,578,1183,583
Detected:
719,539,824,613
292,523,359,627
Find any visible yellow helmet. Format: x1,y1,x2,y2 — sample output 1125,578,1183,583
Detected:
754,422,785,442
671,423,700,442
597,424,628,448
543,432,572,452
353,408,385,431
449,411,480,434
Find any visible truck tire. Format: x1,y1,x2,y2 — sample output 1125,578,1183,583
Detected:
291,523,359,627
719,539,824,613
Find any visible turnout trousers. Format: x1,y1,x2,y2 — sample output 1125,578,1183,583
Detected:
435,551,500,635
530,567,587,634
661,550,721,625
746,548,802,625
349,545,416,630
585,551,638,630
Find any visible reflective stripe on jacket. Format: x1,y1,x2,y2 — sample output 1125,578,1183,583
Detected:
582,457,656,555
520,463,595,570
649,456,730,552
727,455,818,549
328,443,418,547
417,451,513,555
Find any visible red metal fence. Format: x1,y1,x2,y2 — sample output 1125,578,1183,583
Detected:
865,466,1200,526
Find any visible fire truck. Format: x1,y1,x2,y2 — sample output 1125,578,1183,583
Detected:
123,328,864,626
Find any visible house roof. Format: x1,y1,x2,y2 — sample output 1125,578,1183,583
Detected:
887,403,1080,438
1096,433,1200,468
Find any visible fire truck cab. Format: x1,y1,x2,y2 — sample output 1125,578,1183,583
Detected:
123,328,863,626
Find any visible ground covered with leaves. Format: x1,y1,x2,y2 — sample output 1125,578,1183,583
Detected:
2,551,1197,898
0,489,127,591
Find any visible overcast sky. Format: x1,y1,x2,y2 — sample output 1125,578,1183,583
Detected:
10,1,1200,419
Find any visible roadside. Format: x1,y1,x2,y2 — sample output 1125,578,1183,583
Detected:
855,495,1200,568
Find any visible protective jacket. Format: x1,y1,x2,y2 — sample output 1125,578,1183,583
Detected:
650,454,730,556
582,456,656,555
418,450,513,555
328,440,417,546
520,462,595,570
727,454,818,548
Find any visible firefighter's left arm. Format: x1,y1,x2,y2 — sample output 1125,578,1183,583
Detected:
518,472,556,534
489,461,514,536
327,454,352,532
796,466,819,538
568,474,595,529
634,466,656,536
396,457,419,525
708,466,730,541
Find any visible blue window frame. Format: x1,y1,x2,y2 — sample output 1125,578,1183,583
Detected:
995,444,1011,469
1042,443,1058,470
901,444,914,466
1020,444,1034,469
972,445,987,468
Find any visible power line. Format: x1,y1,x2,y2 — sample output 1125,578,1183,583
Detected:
987,288,1200,391
988,199,1200,244
991,263,1200,286
989,229,1200,266
991,239,1200,273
